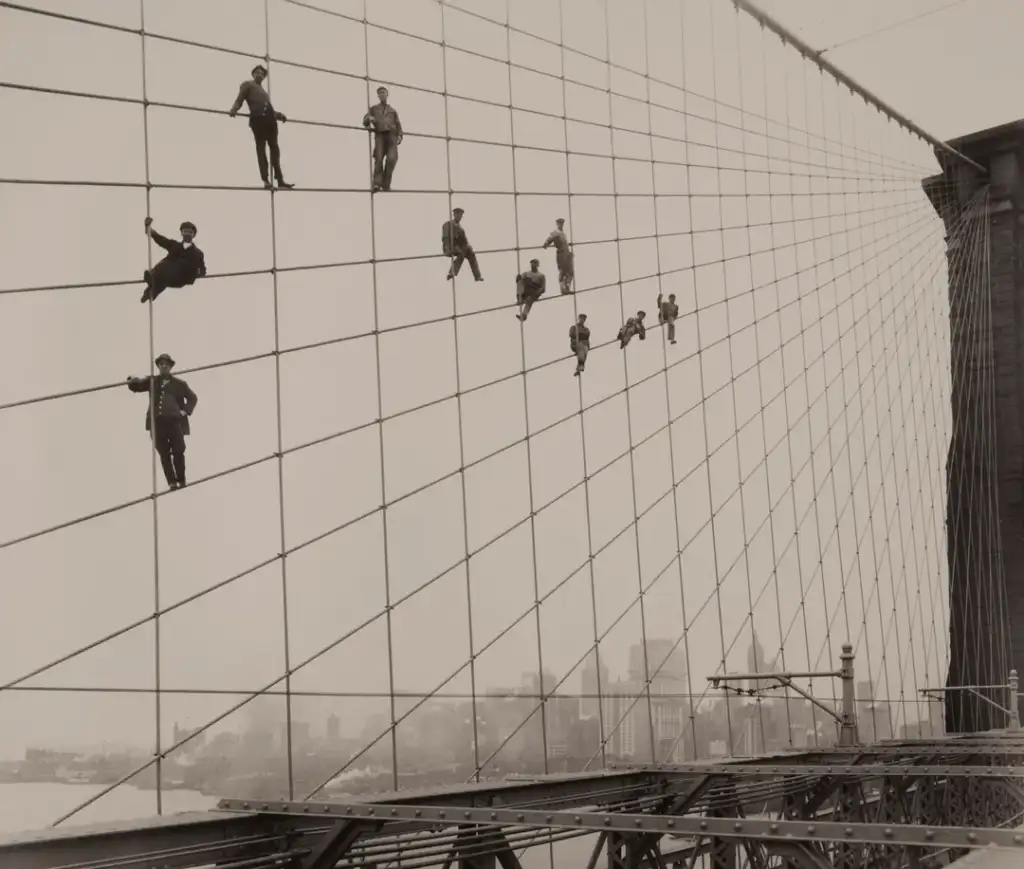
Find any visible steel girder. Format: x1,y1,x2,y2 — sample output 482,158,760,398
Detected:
6,736,1024,869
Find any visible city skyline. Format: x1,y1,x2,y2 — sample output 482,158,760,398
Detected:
2,0,1011,832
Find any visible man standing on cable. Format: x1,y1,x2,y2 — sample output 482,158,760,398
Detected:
516,259,546,322
229,64,295,191
362,86,402,192
442,207,483,281
543,218,574,294
140,218,206,304
126,354,198,492
657,292,678,345
569,312,590,377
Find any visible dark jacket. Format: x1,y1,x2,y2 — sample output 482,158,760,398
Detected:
442,220,470,255
128,375,198,435
150,230,206,289
657,294,679,322
363,103,403,136
518,270,546,297
569,323,590,348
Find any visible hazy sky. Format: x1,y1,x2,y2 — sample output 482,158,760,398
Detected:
0,0,1007,828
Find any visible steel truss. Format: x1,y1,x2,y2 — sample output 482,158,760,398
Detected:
3,735,1024,869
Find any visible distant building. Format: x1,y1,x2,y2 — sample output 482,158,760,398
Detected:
326,714,341,744
745,631,778,693
580,654,609,721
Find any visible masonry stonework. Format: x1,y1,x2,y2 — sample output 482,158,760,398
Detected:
924,121,1024,733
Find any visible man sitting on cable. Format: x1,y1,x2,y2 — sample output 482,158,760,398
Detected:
140,217,206,304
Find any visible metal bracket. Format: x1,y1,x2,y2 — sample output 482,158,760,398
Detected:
920,670,1021,729
300,819,377,869
708,643,859,745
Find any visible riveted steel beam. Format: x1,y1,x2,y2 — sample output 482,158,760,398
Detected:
216,799,1024,851
611,764,1024,778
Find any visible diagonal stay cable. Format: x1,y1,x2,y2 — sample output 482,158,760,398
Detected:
0,195,938,553
0,0,940,180
643,191,973,764
27,199,950,826
1,199,943,695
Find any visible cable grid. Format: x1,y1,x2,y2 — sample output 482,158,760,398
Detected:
0,0,1007,844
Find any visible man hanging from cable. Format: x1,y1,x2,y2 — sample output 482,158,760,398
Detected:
363,86,403,193
228,64,295,191
442,207,484,281
657,292,678,345
140,217,206,304
126,354,198,492
543,218,575,295
618,310,647,348
516,259,546,322
569,312,590,377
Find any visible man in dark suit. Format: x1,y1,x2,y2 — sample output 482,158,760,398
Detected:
141,218,207,303
127,353,198,491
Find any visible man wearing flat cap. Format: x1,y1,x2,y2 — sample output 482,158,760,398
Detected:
515,258,546,322
362,85,403,192
229,64,295,190
127,354,198,491
441,207,483,282
542,217,574,294
141,217,207,304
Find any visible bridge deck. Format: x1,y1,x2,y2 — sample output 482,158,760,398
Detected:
2,733,1023,869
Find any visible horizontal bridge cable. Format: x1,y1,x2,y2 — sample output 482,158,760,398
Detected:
3,0,961,830
0,207,943,726
818,197,986,719
0,78,927,191
4,215,946,780
0,0,935,179
625,196,969,764
0,191,937,422
0,685,853,701
0,186,951,299
282,0,940,178
0,196,938,555
13,199,947,818
744,193,983,736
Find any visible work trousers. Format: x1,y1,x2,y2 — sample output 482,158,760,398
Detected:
250,111,284,184
151,416,186,488
372,132,399,190
449,245,482,280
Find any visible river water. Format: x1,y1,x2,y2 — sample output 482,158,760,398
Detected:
0,783,605,867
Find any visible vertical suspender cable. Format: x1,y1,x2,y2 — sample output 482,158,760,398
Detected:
604,0,657,764
721,0,767,753
642,0,699,763
437,1,482,780
361,3,400,792
138,0,163,816
556,0,608,769
262,0,295,800
750,10,795,748
695,0,735,755
503,0,551,781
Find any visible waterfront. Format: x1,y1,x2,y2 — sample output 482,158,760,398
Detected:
0,782,217,835
0,782,601,868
